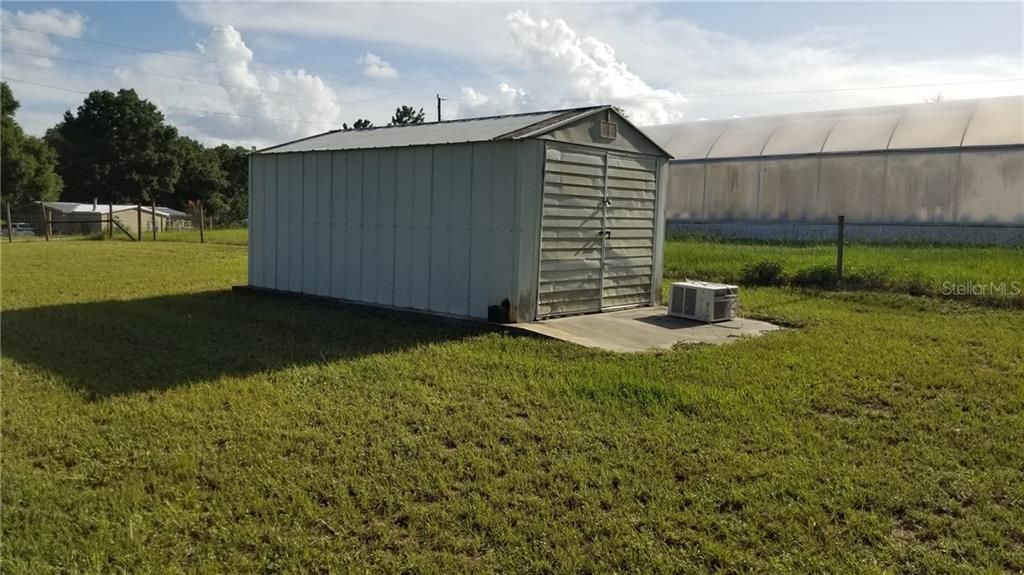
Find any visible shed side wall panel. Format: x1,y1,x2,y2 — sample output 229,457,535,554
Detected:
248,156,258,286
329,152,347,299
447,144,474,317
301,153,317,293
262,155,277,289
361,149,380,302
376,149,397,306
491,141,518,315
275,154,291,290
429,146,453,313
344,151,363,300
314,151,332,296
288,154,304,294
393,148,415,308
252,142,539,320
469,143,495,318
411,148,434,310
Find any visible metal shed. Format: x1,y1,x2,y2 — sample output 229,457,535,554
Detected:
248,106,671,322
644,95,1024,244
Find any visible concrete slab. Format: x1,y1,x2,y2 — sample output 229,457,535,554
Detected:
518,306,781,353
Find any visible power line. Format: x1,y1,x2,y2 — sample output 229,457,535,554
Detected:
1,76,345,128
2,47,395,111
1,24,440,99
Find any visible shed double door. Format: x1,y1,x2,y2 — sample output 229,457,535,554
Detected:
537,143,658,319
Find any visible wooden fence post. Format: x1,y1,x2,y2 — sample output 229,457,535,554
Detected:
198,202,206,244
40,202,51,241
137,202,143,241
6,202,12,243
108,203,114,239
151,198,157,240
836,215,845,284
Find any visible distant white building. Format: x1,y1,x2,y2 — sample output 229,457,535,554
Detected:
20,201,191,236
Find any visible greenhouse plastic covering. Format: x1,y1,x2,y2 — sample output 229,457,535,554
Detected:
648,95,1024,160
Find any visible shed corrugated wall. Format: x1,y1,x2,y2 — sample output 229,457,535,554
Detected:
249,140,543,321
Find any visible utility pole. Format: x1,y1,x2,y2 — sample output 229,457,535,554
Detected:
436,94,447,122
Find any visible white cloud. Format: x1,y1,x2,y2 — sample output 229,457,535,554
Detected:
458,82,528,117
114,25,345,147
356,51,395,78
1,8,86,70
179,3,1023,124
566,7,1024,120
503,11,687,125
357,52,397,79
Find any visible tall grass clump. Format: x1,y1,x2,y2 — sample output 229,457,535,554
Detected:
739,259,785,286
791,264,839,289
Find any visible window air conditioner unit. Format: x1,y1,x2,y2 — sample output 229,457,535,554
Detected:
668,281,739,323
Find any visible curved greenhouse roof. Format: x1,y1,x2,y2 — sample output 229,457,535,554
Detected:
644,95,1024,160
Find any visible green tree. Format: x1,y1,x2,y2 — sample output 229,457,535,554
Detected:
172,137,227,207
169,139,252,225
209,144,252,224
343,118,374,130
46,89,179,205
1,82,63,206
389,106,425,126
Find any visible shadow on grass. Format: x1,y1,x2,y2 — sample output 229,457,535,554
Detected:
1,290,492,398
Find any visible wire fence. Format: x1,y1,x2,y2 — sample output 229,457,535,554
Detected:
0,202,253,244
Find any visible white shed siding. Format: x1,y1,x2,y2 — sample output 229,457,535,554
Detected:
447,145,474,317
314,152,332,297
301,153,317,294
249,141,538,321
247,156,259,286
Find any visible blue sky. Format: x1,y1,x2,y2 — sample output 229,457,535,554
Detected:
2,2,1021,147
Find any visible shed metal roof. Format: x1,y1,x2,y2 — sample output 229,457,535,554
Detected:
644,95,1024,160
259,106,613,154
41,201,188,218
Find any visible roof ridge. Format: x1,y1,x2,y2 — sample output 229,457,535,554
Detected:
342,104,608,134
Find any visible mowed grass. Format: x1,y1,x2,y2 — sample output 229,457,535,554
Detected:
2,241,1023,573
153,227,249,246
664,235,1023,297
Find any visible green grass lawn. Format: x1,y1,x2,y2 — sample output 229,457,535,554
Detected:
2,241,1023,573
664,236,1023,298
153,227,249,246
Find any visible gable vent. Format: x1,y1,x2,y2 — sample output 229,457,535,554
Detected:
600,120,618,140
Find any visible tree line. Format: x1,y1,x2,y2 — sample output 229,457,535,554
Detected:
1,82,427,225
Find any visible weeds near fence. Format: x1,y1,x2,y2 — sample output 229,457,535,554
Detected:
666,238,1024,307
